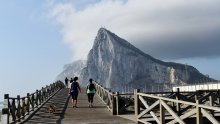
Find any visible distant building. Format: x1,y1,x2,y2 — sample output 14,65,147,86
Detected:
173,81,220,91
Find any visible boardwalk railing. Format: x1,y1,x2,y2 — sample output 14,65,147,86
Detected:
135,89,220,124
93,81,134,115
92,81,220,123
93,81,115,114
1,81,65,124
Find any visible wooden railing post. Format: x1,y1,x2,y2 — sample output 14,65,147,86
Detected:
1,94,9,124
101,85,103,99
171,90,175,109
17,95,21,122
176,88,180,115
160,99,165,124
27,93,30,115
115,92,119,115
209,92,214,115
36,90,39,107
112,92,116,115
112,91,119,115
217,90,220,105
39,90,42,105
196,100,203,124
134,89,140,121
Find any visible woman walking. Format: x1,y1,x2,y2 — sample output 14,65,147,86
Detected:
86,78,96,107
69,77,81,108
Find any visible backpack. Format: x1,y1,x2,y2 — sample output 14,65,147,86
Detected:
88,83,95,91
71,82,78,91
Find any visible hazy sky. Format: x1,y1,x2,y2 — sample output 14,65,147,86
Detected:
1,0,220,100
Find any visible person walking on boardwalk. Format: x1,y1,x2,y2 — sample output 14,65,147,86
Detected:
86,78,96,107
69,77,81,108
70,77,73,83
65,77,69,88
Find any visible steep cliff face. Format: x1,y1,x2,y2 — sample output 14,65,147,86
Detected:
79,28,211,91
57,28,212,92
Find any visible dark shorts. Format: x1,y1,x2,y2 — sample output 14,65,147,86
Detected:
71,93,78,100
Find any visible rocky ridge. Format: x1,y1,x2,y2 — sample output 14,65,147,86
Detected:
57,28,212,92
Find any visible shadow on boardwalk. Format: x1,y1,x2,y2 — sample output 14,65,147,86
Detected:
24,88,136,124
61,88,136,124
24,88,70,124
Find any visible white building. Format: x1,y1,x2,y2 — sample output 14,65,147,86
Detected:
172,81,220,92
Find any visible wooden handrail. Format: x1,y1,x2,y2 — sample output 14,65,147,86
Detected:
79,79,220,123
92,80,116,114
1,80,65,124
135,88,220,124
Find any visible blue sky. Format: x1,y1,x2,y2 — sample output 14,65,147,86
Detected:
1,0,220,101
0,0,71,100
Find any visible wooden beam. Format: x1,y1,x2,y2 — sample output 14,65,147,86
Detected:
137,119,152,124
176,88,180,115
138,96,160,123
134,89,140,121
196,100,203,124
138,92,220,112
167,109,196,124
201,108,220,124
160,99,165,124
161,100,185,124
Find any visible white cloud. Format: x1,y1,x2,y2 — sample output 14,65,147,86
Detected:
48,0,220,60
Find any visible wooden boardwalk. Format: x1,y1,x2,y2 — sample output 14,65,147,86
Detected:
3,81,220,124
24,88,136,124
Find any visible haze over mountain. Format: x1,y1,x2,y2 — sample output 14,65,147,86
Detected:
57,28,213,92
56,60,86,82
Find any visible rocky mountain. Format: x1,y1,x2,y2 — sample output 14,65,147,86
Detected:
57,28,213,92
56,60,86,81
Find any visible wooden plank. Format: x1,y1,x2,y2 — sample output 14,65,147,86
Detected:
61,88,136,124
137,119,152,124
23,87,135,124
196,100,203,124
161,100,185,124
140,99,159,115
167,109,196,124
134,89,140,118
137,119,151,124
138,93,197,106
198,104,220,111
138,96,160,123
199,92,211,104
201,108,220,124
138,92,220,112
160,99,165,124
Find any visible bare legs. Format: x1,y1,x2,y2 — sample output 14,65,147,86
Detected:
71,93,78,108
88,93,94,107
72,99,78,107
